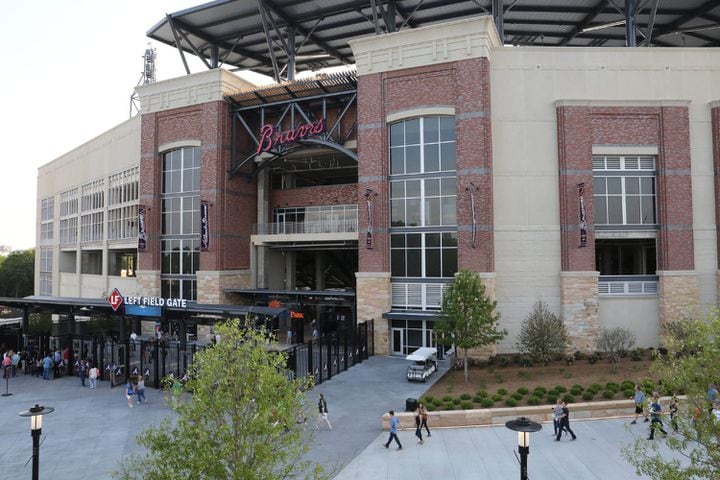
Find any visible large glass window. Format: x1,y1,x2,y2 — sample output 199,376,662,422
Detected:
81,250,103,275
596,239,656,276
593,156,656,226
40,197,54,245
391,232,457,278
108,249,137,277
390,116,455,175
161,146,200,300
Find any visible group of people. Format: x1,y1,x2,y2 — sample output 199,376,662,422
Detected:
630,384,680,440
384,403,431,450
125,376,147,407
1,349,20,378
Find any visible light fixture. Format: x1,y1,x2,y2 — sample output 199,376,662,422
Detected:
581,19,626,33
18,404,54,480
505,416,542,480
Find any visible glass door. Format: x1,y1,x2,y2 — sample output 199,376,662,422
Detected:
391,328,404,356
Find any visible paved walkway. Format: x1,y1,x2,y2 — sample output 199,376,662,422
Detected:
0,358,687,479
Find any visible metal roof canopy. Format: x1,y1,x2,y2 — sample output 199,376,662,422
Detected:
147,0,720,82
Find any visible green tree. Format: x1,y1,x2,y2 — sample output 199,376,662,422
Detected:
0,249,34,297
114,317,327,480
622,311,720,480
435,270,507,383
516,300,569,365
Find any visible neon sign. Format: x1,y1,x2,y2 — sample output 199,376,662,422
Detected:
256,119,325,154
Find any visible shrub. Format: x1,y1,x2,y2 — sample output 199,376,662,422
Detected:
444,401,456,410
554,385,567,393
475,389,488,398
442,395,453,402
602,390,616,399
527,396,542,406
515,300,570,365
621,380,635,391
461,401,474,410
590,383,603,392
642,379,655,390
533,386,547,396
571,384,584,392
492,394,503,402
597,327,637,366
433,398,443,407
547,389,559,397
562,394,575,403
481,398,495,408
505,398,519,407
517,387,529,395
630,348,645,361
452,398,461,405
497,388,508,396
498,356,510,367
547,394,558,404
519,356,534,368
570,386,583,396
511,392,524,401
573,350,586,361
587,352,600,364
423,395,434,403
494,373,505,383
473,395,485,403
605,382,619,392
623,388,635,398
582,391,594,401
460,393,472,401
426,403,437,412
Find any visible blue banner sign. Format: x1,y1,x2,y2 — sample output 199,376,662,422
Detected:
125,304,162,317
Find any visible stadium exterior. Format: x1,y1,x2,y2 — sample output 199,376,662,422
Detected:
34,10,720,357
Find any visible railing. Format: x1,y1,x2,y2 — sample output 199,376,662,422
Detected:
391,282,449,310
598,275,658,295
254,219,358,235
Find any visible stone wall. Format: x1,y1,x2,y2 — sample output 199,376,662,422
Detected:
560,271,599,352
658,271,700,328
196,269,251,304
356,272,391,355
136,270,160,297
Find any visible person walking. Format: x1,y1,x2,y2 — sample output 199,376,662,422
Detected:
668,396,679,433
136,377,146,404
88,364,99,389
418,403,431,437
42,353,53,380
11,351,20,377
383,410,403,450
552,398,564,436
126,380,135,408
631,385,649,424
316,393,332,430
78,359,88,387
648,395,668,440
414,408,424,445
555,401,577,441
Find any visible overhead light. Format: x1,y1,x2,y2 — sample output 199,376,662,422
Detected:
581,19,626,33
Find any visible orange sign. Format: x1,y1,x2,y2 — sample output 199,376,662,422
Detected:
290,311,304,319
268,300,282,309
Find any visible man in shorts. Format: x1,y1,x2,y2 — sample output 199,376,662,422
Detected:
630,385,649,424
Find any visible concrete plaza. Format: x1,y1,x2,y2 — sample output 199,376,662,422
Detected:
0,357,683,479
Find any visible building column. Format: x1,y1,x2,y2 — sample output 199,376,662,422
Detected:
658,271,700,328
284,251,295,290
355,272,390,355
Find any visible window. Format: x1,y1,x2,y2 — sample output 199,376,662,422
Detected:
108,205,138,240
40,197,54,245
596,239,656,276
81,250,103,275
80,212,104,242
389,117,457,310
108,167,139,206
39,247,53,295
108,250,137,277
593,156,656,226
59,251,76,273
59,188,78,216
59,189,78,244
81,179,105,212
161,146,201,300
60,217,78,245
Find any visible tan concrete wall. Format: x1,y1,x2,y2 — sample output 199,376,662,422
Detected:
599,296,660,348
356,272,391,355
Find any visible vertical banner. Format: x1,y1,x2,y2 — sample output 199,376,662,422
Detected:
364,189,375,249
467,183,477,248
577,183,587,248
138,206,147,251
200,201,210,251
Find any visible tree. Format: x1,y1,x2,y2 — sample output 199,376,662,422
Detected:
0,249,34,297
516,300,568,365
596,327,636,369
114,317,327,480
435,270,507,383
623,312,720,480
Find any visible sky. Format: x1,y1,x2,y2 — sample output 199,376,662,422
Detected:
0,0,254,250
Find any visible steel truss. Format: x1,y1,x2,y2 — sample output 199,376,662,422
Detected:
229,90,358,179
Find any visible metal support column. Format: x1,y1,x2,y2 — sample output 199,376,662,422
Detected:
287,26,296,81
625,0,637,47
492,0,505,44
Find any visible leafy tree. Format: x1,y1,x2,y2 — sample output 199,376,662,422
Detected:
0,249,34,297
623,311,720,480
516,300,569,365
596,327,636,368
436,270,507,383
114,317,326,480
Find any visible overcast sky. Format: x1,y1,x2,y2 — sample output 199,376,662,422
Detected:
0,0,254,250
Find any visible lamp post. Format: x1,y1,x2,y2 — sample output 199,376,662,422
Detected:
2,365,12,396
18,404,54,480
505,416,542,480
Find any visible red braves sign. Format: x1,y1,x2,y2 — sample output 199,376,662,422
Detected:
108,288,124,312
255,119,325,154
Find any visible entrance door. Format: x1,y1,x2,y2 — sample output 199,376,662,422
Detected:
275,211,286,234
391,328,404,356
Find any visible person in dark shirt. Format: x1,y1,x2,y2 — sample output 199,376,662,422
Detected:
555,401,577,441
648,395,668,440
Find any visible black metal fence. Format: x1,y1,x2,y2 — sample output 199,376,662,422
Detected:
286,319,373,386
25,319,373,389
